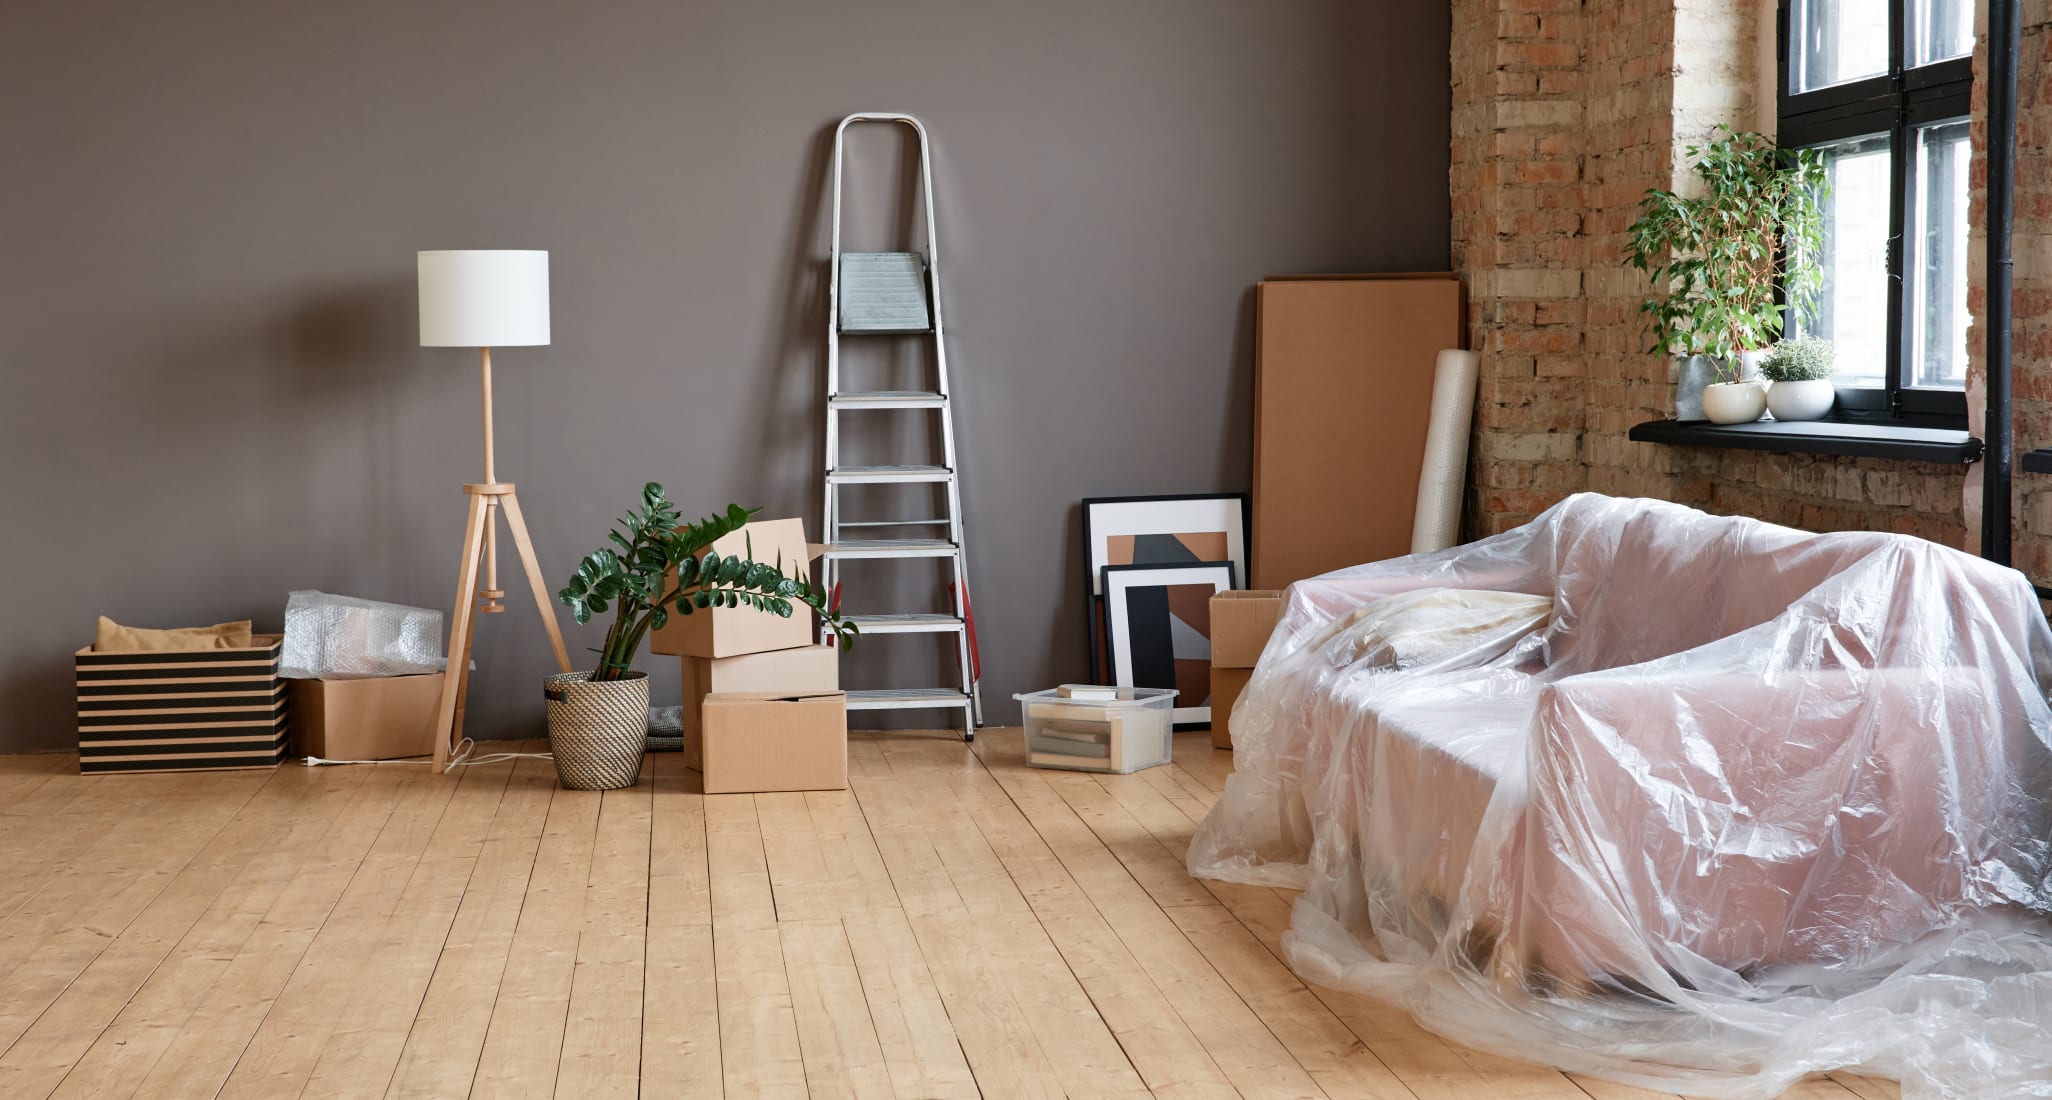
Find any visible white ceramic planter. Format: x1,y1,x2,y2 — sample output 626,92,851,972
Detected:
1766,378,1835,422
1701,380,1768,425
1674,350,1767,421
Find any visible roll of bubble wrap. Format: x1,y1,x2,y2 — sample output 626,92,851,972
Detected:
1410,349,1480,555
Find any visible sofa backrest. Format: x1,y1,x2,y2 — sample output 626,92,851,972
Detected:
1534,496,1884,676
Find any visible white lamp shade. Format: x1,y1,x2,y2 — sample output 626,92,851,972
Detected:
417,249,551,347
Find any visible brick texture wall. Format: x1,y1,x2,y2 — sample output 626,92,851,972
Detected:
1970,11,2052,581
1453,0,1972,547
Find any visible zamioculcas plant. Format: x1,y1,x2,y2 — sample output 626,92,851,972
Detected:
1624,127,1829,383
558,483,856,682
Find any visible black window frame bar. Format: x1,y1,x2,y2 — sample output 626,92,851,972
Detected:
1776,0,1972,426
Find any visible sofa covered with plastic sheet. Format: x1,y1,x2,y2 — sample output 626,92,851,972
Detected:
1186,493,2052,1098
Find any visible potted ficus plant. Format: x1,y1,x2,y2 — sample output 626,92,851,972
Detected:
1760,336,1837,422
548,483,857,791
1624,127,1827,424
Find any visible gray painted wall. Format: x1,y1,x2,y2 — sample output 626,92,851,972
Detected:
0,0,1450,753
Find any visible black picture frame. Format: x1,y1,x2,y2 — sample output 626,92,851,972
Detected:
1100,560,1237,729
1079,493,1251,683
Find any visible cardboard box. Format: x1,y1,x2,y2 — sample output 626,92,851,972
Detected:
1209,667,1252,750
293,673,445,761
699,691,848,794
1252,274,1464,588
1211,590,1285,668
75,634,289,774
677,644,840,767
650,518,815,658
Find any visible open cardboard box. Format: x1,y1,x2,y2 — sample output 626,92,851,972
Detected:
1211,590,1285,669
293,673,444,760
650,518,816,659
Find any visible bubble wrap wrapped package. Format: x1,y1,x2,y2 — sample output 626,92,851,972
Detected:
280,591,446,679
1187,494,2052,1099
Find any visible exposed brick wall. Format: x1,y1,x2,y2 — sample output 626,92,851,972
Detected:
1453,0,1972,548
1969,12,2052,580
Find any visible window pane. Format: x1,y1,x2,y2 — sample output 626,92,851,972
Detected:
1910,0,1974,66
1910,119,1970,389
1796,134,1891,388
1790,0,1888,93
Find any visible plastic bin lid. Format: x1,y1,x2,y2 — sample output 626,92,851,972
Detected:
1013,685,1178,706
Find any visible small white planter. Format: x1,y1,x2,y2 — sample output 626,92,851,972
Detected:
1701,380,1768,425
1766,378,1835,422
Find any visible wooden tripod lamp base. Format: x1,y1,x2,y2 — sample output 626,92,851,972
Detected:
417,249,571,771
431,481,572,769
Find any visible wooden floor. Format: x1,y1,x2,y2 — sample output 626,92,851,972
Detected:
0,729,1899,1100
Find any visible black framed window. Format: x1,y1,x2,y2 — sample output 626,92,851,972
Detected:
1778,0,1973,425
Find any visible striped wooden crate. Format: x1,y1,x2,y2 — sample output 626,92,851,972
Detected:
74,635,290,773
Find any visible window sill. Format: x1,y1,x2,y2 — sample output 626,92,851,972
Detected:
1627,417,1982,464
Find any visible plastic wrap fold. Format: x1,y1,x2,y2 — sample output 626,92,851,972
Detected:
1187,494,2052,1098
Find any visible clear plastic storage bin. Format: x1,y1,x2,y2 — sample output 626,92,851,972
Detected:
1013,685,1178,773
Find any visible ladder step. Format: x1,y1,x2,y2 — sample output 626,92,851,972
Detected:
838,519,952,528
844,613,966,635
821,539,957,560
840,252,933,334
838,326,935,336
828,465,952,485
846,688,973,711
831,391,946,410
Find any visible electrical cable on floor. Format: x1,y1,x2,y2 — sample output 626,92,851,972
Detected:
303,737,553,771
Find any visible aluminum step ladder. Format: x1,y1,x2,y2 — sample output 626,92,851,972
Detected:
822,112,981,739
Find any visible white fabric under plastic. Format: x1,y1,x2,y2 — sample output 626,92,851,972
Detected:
1187,494,2052,1099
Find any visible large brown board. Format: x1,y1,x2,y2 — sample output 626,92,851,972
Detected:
1252,275,1465,589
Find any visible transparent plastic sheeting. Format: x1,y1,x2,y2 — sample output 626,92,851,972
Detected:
1186,494,2052,1098
279,590,446,679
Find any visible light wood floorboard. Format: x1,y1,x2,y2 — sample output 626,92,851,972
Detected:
0,737,1906,1100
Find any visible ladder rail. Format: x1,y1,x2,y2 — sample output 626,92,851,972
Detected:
824,112,981,736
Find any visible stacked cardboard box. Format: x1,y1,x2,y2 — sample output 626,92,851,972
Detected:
292,673,445,761
75,635,290,773
652,518,847,792
1208,591,1284,750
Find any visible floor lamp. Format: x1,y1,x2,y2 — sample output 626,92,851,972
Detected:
417,249,573,770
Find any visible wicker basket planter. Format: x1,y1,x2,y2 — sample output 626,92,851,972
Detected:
544,671,648,790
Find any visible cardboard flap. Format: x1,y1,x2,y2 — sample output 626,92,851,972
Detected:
704,690,846,706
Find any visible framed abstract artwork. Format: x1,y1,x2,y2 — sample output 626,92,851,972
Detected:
1102,561,1236,727
1081,493,1250,680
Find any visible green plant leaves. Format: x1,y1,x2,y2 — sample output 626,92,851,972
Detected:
561,486,857,681
1623,126,1829,363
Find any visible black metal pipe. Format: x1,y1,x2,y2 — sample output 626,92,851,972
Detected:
1983,0,2021,564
